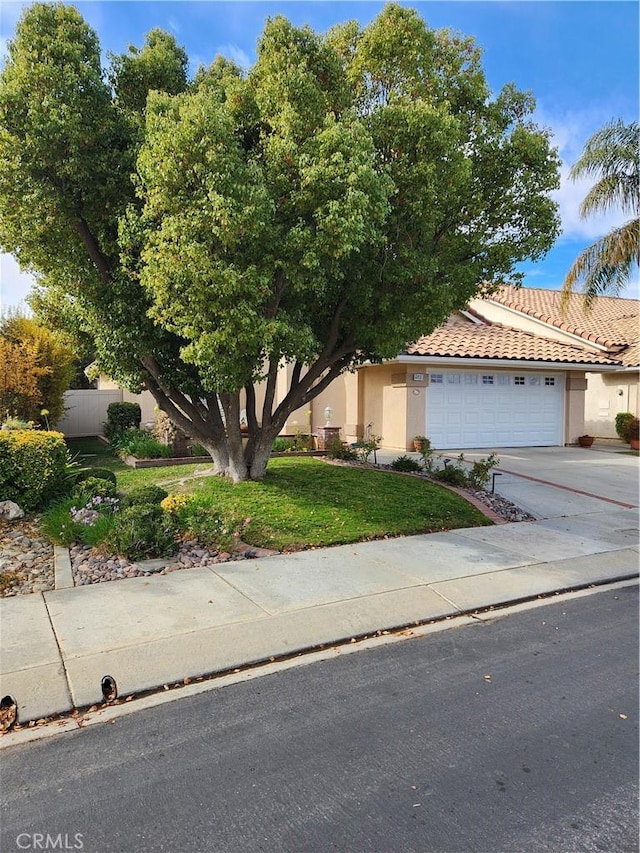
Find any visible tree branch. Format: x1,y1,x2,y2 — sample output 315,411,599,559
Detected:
265,267,286,319
245,382,258,432
261,358,279,428
273,350,356,425
72,218,112,285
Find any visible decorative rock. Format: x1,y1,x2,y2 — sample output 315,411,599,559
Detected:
0,501,25,520
2,464,535,598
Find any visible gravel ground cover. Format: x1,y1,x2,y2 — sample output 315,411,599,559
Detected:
0,475,534,598
0,518,54,597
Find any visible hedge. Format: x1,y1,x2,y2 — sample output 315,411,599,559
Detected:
0,429,69,511
105,402,141,439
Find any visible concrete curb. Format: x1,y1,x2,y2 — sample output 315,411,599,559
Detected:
54,547,74,590
2,571,637,731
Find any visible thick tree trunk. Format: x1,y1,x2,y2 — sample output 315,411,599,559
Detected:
199,441,230,477
142,343,357,483
247,428,281,480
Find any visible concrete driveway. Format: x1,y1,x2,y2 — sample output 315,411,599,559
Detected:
378,444,638,519
436,445,639,519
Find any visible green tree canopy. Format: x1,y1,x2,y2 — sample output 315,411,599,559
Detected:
0,2,560,480
563,119,639,305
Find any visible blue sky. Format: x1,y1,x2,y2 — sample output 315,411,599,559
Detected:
0,0,638,310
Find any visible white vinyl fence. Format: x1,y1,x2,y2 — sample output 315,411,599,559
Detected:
57,390,156,437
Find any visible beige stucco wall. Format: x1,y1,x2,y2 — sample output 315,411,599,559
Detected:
584,370,640,438
564,372,588,444
358,364,426,451
309,371,360,442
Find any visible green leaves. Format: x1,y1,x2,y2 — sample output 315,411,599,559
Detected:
0,2,562,478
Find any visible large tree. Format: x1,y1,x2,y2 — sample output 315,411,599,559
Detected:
0,3,560,481
562,119,639,304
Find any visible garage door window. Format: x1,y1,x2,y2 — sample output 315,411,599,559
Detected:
464,373,477,384
430,373,443,384
514,376,525,385
482,375,494,385
529,376,540,386
498,375,510,386
447,374,461,384
545,376,556,386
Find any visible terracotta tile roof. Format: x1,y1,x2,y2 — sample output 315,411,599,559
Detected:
405,317,620,365
486,286,639,365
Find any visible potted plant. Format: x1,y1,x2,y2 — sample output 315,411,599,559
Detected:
629,418,640,450
413,435,428,452
577,434,594,447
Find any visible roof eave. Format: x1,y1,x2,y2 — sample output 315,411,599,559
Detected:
395,354,621,371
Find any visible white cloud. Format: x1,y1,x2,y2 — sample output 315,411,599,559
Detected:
188,42,253,78
219,44,252,70
537,108,631,242
0,253,36,313
552,163,627,242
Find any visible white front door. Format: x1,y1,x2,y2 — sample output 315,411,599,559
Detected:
425,369,564,449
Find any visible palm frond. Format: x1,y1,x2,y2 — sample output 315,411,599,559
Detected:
580,174,639,219
570,120,639,183
563,120,640,305
562,219,639,307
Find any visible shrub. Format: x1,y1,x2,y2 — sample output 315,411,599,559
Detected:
160,493,190,518
76,512,119,548
120,429,172,459
291,432,314,451
433,464,468,487
414,436,434,471
177,498,247,552
0,315,76,425
629,418,640,441
391,455,422,472
108,504,177,560
467,453,500,489
104,402,141,440
272,437,295,452
353,434,382,464
121,485,169,508
615,412,637,443
72,476,118,504
40,498,83,546
42,493,118,547
74,467,117,487
112,428,173,459
326,436,358,460
0,429,68,510
1,417,34,430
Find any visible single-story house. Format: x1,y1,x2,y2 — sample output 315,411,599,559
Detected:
295,287,638,451
66,286,637,450
468,286,639,441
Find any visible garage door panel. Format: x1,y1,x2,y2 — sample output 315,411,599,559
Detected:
426,370,563,449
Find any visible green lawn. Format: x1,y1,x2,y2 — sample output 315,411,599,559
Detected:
66,438,491,550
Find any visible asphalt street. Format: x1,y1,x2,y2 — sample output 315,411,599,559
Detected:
1,584,638,853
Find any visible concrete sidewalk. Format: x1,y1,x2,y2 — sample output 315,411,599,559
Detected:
1,448,638,724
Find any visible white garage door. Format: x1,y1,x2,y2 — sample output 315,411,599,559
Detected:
426,370,564,449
